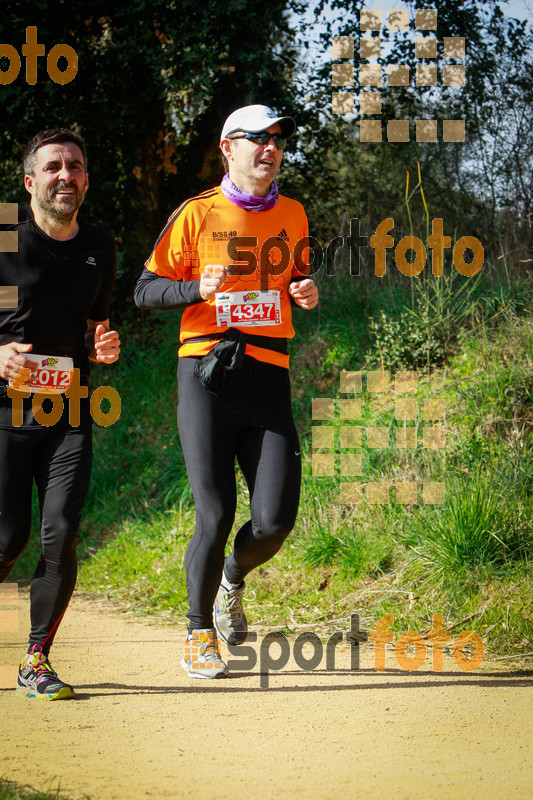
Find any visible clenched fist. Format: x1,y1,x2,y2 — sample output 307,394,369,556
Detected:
199,265,227,301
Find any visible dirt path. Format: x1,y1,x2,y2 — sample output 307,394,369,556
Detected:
1,592,532,800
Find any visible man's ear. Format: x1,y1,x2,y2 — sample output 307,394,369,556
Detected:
220,139,233,160
24,174,35,196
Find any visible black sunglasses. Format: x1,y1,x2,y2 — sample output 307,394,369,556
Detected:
229,132,288,149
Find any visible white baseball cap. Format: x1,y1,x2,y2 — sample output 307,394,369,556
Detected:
221,104,296,141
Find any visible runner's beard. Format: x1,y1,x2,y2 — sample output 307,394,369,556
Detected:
36,182,86,223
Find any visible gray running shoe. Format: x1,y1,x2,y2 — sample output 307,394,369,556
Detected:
180,629,229,679
214,581,249,645
16,645,75,700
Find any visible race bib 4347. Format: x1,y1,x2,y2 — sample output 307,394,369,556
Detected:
215,290,281,328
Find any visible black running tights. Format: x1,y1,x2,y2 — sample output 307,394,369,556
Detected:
177,356,301,630
0,424,92,654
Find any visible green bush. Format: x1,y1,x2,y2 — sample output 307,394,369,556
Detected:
368,307,449,371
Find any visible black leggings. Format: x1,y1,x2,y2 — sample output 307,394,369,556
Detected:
177,356,301,630
0,423,92,654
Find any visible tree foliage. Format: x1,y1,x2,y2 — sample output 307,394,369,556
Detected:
283,0,532,269
0,0,300,299
1,0,530,303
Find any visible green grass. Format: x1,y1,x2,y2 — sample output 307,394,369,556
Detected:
0,780,80,800
404,476,530,576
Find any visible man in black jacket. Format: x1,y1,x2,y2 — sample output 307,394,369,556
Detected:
0,129,120,700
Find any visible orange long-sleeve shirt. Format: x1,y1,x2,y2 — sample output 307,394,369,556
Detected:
145,186,309,368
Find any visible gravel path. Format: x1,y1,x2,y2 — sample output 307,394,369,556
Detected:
1,592,532,800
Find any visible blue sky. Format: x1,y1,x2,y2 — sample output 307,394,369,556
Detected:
357,1,530,22
296,1,531,71
505,0,532,20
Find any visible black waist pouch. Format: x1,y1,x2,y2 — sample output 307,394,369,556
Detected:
187,329,288,395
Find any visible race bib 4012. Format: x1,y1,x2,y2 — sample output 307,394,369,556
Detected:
9,354,74,393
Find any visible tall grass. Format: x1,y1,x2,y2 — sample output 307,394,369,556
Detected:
405,477,530,580
293,299,531,651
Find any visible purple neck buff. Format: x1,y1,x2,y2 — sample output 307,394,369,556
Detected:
221,174,279,212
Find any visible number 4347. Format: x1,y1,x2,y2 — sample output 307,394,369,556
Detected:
231,303,274,320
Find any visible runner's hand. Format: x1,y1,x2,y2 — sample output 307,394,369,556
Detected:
0,342,38,382
289,279,319,310
93,325,120,364
200,265,227,301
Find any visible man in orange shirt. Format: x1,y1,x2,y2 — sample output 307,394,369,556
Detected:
135,105,318,678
